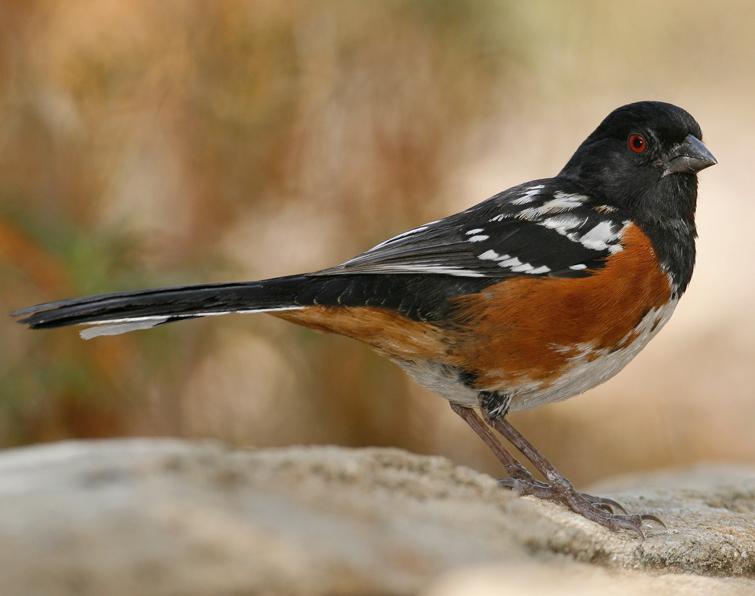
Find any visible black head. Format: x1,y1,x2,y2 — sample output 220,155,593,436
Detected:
559,101,716,295
559,101,716,226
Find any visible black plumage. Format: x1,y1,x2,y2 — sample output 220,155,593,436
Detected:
10,101,719,534
11,101,715,335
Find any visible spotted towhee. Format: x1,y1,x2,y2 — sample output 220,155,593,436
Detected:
12,101,716,535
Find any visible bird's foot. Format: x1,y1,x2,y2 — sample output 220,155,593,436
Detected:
497,477,664,537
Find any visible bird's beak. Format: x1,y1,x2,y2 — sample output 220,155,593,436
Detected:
663,134,717,176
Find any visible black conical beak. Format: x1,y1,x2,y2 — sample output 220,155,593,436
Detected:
663,135,717,176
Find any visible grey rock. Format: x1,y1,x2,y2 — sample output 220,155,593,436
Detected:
0,440,752,595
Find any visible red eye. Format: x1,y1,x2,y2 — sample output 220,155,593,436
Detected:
627,133,647,153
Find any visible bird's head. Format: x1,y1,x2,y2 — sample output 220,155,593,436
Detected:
560,101,716,226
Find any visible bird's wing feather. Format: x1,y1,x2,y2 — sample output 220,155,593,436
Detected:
320,181,630,279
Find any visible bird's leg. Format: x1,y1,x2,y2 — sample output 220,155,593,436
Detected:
484,406,626,512
449,402,534,484
477,392,664,536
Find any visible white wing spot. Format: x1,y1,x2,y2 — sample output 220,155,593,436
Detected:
499,256,522,268
511,184,545,205
467,235,489,243
493,189,590,223
465,228,484,235
478,250,510,262
478,249,550,275
578,221,617,251
478,249,501,261
538,191,588,213
569,264,587,270
540,214,586,236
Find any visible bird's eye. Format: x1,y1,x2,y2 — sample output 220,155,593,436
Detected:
627,133,648,154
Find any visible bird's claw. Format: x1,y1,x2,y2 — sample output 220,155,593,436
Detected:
497,476,665,537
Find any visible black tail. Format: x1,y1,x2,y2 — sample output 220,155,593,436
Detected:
12,273,491,339
11,275,310,339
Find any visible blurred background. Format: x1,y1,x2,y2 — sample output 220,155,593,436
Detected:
1,0,753,486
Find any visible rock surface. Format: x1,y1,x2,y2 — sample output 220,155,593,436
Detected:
0,440,752,595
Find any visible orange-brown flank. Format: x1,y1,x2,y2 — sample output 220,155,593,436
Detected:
275,224,672,390
274,306,449,361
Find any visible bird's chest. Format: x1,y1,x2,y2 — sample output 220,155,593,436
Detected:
441,225,678,409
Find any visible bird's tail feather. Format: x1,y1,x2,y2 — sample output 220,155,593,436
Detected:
11,275,309,340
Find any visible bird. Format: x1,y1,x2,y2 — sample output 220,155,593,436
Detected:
11,101,716,535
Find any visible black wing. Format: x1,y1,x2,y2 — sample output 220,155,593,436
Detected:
320,179,630,279
11,179,634,335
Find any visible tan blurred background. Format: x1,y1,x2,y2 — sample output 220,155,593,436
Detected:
1,0,753,486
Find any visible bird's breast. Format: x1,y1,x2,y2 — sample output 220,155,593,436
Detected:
449,224,676,409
